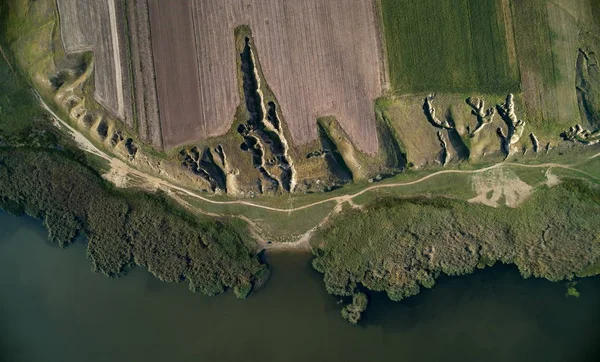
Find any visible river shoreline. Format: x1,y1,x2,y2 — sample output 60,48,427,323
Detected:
2,211,600,362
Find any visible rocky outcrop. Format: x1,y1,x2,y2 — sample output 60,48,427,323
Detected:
423,96,451,129
181,147,227,192
496,94,525,156
213,145,241,195
96,120,109,139
237,37,296,193
421,97,469,164
561,124,600,146
124,138,138,159
466,97,495,136
529,133,539,153
437,131,449,166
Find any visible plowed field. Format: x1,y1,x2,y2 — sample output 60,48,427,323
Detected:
146,0,384,152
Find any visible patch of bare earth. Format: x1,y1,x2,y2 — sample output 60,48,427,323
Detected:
545,168,561,187
469,167,533,208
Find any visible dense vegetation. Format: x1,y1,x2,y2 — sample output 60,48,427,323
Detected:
0,43,60,147
0,148,268,297
381,0,519,93
0,28,267,299
312,182,600,322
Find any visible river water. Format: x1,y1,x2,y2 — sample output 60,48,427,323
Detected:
1,211,599,362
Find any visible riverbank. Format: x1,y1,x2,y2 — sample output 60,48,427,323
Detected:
0,148,267,298
2,211,600,362
312,178,600,322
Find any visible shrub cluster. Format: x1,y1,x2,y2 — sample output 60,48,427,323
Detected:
0,148,267,297
312,181,600,322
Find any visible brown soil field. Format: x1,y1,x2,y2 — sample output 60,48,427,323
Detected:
126,0,163,148
56,0,133,126
238,0,384,154
147,0,206,148
189,1,240,140
144,0,384,152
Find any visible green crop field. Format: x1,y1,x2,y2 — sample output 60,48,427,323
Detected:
511,0,592,136
380,0,520,94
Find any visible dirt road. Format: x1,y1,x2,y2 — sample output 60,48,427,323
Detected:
41,92,598,214
39,94,599,249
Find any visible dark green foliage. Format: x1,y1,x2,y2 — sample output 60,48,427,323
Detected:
0,43,45,144
233,282,252,299
565,281,580,298
44,209,81,247
0,148,266,296
312,181,600,316
341,292,369,324
0,40,65,149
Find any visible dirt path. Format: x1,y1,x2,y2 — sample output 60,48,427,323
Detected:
36,92,111,162
38,95,600,249
40,94,599,213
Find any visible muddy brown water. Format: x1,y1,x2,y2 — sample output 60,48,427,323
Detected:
1,211,600,362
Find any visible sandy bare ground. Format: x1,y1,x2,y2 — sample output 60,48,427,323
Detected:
469,167,533,208
144,0,384,153
36,92,110,162
545,168,561,187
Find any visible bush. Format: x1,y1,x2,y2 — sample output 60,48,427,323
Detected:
341,292,369,324
312,181,600,320
0,148,267,296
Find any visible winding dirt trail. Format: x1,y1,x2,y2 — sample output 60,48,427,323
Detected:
36,92,111,162
41,93,599,214
39,95,600,249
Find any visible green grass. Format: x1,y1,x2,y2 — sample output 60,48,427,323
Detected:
575,156,600,179
509,0,592,137
506,165,550,185
0,42,41,136
181,194,336,243
380,0,519,94
352,172,479,205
